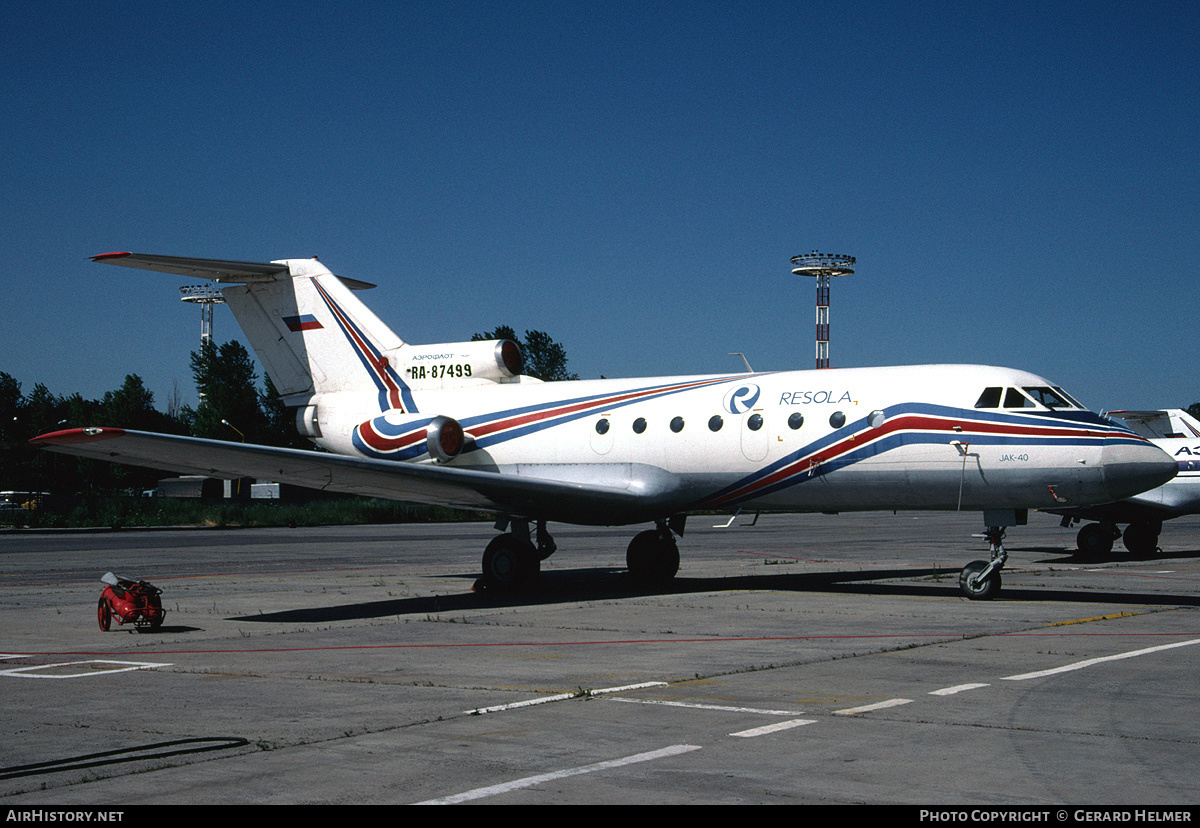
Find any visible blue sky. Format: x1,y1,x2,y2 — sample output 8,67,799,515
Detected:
3,1,1197,416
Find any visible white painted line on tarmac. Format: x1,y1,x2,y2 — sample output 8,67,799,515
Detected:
467,692,576,715
0,659,173,678
588,681,669,695
608,697,806,716
414,744,703,804
833,698,912,715
1002,638,1200,681
467,681,668,714
930,683,990,695
730,718,818,737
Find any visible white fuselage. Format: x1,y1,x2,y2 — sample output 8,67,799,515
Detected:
307,363,1171,523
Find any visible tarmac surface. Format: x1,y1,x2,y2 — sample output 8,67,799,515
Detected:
1,510,1198,806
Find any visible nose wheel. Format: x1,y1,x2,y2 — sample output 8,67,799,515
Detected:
960,525,1008,600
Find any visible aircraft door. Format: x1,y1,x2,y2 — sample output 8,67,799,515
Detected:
590,416,614,455
739,412,769,462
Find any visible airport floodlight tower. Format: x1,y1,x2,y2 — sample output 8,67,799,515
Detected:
179,284,226,344
790,251,855,369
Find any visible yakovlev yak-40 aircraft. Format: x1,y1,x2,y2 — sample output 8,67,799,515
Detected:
33,253,1177,599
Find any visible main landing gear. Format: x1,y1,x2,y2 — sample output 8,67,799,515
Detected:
1070,519,1162,559
479,518,557,590
477,517,684,591
625,524,680,586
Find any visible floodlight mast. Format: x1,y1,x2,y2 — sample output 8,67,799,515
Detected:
790,252,855,369
179,284,226,344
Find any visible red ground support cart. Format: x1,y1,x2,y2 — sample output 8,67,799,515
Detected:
97,572,164,631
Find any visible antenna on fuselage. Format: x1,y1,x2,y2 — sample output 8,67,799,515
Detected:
790,251,854,369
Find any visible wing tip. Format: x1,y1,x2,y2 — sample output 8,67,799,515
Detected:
91,251,132,262
30,427,126,446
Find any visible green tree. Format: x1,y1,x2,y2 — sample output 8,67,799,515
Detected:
0,372,23,444
101,375,154,428
187,340,268,442
471,327,579,381
23,383,64,436
1,372,30,493
261,374,310,449
1189,402,1200,422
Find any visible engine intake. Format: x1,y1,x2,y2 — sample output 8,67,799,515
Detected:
393,339,523,387
426,416,465,463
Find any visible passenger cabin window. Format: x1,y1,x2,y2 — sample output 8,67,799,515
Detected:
975,387,1002,409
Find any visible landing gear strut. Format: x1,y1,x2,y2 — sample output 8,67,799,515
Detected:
476,516,686,590
959,525,1007,600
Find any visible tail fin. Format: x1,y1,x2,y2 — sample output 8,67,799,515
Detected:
92,253,412,410
221,257,411,408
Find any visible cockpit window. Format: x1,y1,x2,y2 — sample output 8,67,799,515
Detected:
1003,388,1033,408
974,387,1002,409
1053,386,1085,409
1022,386,1074,409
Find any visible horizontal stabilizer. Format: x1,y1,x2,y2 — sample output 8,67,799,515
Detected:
91,252,376,290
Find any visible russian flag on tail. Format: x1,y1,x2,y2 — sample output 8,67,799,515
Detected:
283,314,323,332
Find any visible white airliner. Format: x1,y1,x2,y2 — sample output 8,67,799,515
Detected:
32,253,1177,600
1051,408,1200,557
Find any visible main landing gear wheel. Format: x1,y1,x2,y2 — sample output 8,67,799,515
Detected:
1076,522,1116,559
959,560,1001,600
1122,522,1161,558
480,533,539,590
626,529,680,586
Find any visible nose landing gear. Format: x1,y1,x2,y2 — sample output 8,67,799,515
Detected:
959,524,1008,600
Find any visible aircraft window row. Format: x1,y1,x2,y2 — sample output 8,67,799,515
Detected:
974,386,1079,410
594,410,850,435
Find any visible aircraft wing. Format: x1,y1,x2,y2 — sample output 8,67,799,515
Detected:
30,428,685,526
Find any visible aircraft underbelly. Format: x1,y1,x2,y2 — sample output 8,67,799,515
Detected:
734,444,1107,513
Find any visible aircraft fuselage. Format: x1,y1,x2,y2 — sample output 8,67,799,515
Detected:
310,363,1169,525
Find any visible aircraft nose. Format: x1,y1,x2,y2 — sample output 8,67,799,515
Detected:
1102,440,1178,501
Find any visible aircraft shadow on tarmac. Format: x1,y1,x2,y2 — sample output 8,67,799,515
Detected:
229,561,1200,624
1033,545,1200,564
99,625,204,635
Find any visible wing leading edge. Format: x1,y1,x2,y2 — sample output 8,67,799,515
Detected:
90,252,291,282
90,252,377,290
30,428,685,526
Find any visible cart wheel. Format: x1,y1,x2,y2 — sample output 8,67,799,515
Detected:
97,598,111,632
